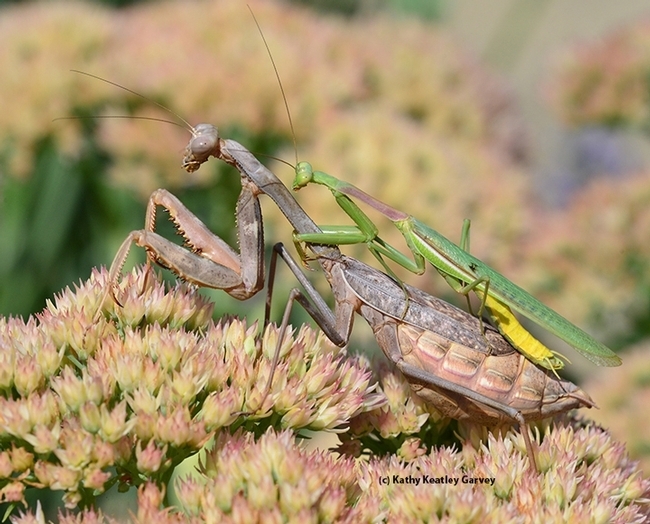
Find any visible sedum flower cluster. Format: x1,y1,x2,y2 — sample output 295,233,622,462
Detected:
351,423,650,523
0,266,381,511
340,360,453,460
15,423,650,523
0,267,648,522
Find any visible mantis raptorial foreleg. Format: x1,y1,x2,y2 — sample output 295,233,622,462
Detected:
63,72,265,313
97,181,265,320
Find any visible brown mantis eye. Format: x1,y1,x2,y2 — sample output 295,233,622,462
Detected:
189,136,215,157
189,124,219,157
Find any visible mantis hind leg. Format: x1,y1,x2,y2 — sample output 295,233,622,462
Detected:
390,357,538,470
442,272,492,335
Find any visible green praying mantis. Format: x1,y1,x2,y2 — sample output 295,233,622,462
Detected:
241,7,619,374
291,163,622,371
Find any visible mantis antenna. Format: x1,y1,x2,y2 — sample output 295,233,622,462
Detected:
248,6,299,167
54,70,194,135
69,69,194,131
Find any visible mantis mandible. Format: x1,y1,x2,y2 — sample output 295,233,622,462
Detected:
291,165,621,370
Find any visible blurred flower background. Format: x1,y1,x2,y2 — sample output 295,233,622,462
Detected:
3,0,650,520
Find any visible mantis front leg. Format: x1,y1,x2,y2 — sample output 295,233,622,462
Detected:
99,175,264,316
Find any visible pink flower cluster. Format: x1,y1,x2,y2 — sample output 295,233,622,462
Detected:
0,266,381,510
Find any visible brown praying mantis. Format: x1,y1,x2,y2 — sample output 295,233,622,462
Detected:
96,114,594,470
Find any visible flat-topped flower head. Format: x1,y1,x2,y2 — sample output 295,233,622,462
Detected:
0,265,382,512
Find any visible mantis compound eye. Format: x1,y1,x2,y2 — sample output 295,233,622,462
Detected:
182,124,220,172
189,124,219,157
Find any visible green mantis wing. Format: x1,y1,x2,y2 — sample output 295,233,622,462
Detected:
403,219,621,367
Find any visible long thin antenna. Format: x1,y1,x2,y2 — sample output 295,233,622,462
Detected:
247,6,298,166
53,114,186,129
69,70,195,133
255,152,295,170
